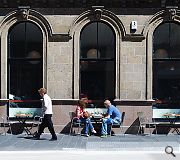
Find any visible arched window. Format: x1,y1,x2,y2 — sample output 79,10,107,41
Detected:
153,22,180,103
8,22,43,115
80,22,115,100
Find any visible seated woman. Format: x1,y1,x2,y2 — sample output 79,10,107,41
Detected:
76,97,96,137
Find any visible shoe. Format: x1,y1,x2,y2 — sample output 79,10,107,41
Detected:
81,133,89,137
101,134,107,138
33,136,40,140
91,129,97,134
49,138,57,141
33,131,38,137
33,132,41,139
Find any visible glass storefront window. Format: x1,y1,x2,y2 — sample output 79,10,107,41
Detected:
153,22,180,119
80,22,115,100
8,22,43,117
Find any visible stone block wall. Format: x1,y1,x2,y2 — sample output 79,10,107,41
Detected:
42,13,152,100
120,41,146,100
47,41,73,99
0,9,155,100
0,8,160,135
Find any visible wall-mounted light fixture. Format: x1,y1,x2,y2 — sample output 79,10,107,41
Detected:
87,49,100,59
170,66,175,71
131,21,137,30
27,50,41,64
154,49,168,59
130,21,137,33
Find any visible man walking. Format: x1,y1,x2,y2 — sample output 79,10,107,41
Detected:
34,88,57,141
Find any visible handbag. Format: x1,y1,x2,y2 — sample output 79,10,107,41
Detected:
83,111,89,118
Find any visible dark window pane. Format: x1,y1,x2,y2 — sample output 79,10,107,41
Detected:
9,60,42,99
9,43,26,58
98,23,115,59
9,23,26,43
9,22,43,58
80,23,97,58
153,23,180,59
153,22,180,102
8,22,43,101
26,22,42,43
153,61,180,100
80,22,115,100
80,22,114,59
80,61,114,100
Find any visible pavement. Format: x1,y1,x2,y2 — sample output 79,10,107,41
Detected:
0,133,180,152
1,133,180,160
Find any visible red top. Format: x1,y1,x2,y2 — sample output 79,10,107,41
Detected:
76,105,84,118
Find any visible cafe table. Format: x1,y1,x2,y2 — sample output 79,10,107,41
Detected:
90,113,103,123
163,113,180,134
15,113,33,135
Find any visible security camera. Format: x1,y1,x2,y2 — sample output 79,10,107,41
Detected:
131,21,137,30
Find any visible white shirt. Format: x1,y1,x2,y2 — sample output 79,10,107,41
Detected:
42,94,53,115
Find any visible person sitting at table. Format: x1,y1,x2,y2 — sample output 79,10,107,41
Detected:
101,99,122,138
76,97,97,137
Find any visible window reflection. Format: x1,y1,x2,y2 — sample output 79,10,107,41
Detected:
8,22,43,104
153,22,180,106
153,23,180,59
80,22,115,100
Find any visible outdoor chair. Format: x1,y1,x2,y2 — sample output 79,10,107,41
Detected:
137,112,157,135
31,115,43,129
109,111,125,136
0,115,15,135
69,111,84,135
27,115,43,135
0,116,7,135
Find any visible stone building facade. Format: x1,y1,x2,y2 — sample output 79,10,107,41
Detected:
0,0,180,134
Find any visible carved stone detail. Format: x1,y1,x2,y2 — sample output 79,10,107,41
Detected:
166,8,177,20
17,9,30,20
92,6,104,20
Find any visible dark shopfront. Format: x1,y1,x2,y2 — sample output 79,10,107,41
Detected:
1,0,180,134
153,21,180,120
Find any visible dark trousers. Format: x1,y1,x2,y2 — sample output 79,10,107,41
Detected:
37,114,57,138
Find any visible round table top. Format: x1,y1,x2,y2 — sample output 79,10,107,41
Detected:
163,113,180,117
15,114,33,118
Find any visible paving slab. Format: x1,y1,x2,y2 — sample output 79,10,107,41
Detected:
0,133,180,152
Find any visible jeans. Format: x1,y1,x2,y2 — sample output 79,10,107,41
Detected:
80,118,94,135
101,117,120,135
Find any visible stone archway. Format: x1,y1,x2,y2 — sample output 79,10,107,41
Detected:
0,9,51,98
69,8,126,100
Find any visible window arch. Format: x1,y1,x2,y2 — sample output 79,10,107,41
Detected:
8,22,43,111
153,22,180,102
80,22,115,100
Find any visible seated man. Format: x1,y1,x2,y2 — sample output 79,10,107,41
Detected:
101,99,122,137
